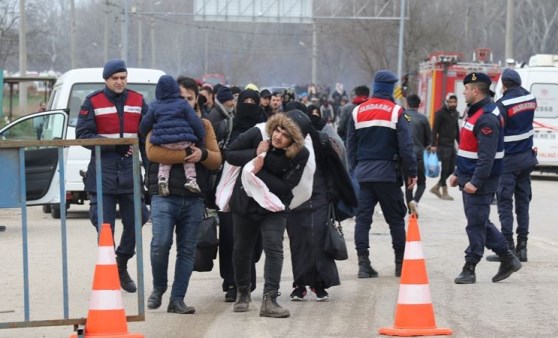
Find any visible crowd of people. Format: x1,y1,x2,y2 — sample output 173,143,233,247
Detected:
76,59,535,317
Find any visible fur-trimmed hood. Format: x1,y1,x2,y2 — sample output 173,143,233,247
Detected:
266,113,306,159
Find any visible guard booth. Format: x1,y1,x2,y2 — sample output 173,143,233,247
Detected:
418,48,502,122
0,110,146,334
2,75,57,122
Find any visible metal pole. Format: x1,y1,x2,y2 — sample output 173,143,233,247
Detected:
505,0,514,61
396,0,405,81
311,20,317,85
104,0,109,61
70,0,76,68
150,18,155,67
121,0,129,62
204,28,208,74
19,0,27,117
137,1,143,67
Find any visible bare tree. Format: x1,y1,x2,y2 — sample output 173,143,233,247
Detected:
0,0,19,69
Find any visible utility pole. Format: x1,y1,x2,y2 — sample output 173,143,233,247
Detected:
70,0,76,68
311,20,317,85
121,0,129,62
137,0,143,67
204,28,208,74
18,0,27,118
150,2,156,67
104,0,109,61
396,0,405,82
505,0,514,62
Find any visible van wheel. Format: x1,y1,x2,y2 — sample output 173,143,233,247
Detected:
42,205,52,213
51,204,70,219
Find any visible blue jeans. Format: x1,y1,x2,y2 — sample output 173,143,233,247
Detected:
150,195,203,301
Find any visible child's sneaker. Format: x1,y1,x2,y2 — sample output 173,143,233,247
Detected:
158,177,170,196
184,178,201,193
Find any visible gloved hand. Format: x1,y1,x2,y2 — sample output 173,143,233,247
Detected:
115,145,131,156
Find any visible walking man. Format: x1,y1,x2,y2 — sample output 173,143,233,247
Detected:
76,59,150,293
431,93,460,200
404,94,432,216
347,70,417,278
450,72,521,284
486,68,537,263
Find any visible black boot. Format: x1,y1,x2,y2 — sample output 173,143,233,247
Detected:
259,290,290,318
358,255,379,278
233,286,251,312
454,262,476,284
492,250,522,282
486,236,515,262
147,287,166,309
395,253,404,277
167,299,195,314
516,238,528,262
116,256,137,293
225,286,237,303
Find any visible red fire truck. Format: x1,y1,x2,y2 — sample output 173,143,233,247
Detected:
418,48,502,122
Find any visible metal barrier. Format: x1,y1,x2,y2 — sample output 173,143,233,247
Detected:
0,138,145,330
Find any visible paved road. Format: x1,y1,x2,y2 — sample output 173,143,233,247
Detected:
1,177,557,337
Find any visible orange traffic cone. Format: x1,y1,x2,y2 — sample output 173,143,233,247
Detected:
70,223,143,338
379,215,452,336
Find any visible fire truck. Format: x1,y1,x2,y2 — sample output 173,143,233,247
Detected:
418,48,502,122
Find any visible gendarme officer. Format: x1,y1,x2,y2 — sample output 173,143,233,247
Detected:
486,68,537,263
347,69,417,279
76,59,150,293
450,72,522,284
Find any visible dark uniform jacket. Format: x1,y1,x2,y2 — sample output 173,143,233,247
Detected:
432,104,460,147
455,97,504,193
76,87,148,194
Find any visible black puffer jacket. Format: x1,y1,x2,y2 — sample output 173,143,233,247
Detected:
225,114,310,215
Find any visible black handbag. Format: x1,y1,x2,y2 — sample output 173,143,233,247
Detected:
193,212,219,272
324,203,349,261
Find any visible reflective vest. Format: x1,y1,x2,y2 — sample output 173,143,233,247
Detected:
352,97,403,161
89,90,143,138
457,103,504,176
500,90,536,154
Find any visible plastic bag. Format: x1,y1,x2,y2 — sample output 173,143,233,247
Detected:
424,150,440,178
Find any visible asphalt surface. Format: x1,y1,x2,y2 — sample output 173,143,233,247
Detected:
1,176,557,338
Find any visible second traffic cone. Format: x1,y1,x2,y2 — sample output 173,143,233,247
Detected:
70,223,143,338
379,215,452,336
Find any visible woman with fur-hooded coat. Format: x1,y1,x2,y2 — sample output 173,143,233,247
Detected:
225,111,310,318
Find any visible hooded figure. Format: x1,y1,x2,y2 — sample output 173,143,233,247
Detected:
140,75,205,145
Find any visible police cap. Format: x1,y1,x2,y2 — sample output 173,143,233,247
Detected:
501,68,522,85
463,72,491,86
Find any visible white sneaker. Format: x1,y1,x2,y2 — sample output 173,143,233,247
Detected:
184,179,201,193
408,200,419,217
158,177,169,196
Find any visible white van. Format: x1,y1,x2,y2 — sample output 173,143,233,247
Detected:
494,54,558,174
0,67,164,217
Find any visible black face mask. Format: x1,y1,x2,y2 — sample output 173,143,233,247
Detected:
309,114,326,130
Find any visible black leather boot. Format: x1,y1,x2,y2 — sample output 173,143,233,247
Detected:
233,286,251,312
147,287,167,309
486,236,515,262
395,252,404,277
516,238,528,262
116,256,137,293
492,250,522,282
260,290,290,318
358,255,379,278
454,262,476,284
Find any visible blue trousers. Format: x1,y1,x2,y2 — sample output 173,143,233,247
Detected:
354,182,407,258
497,168,533,240
89,193,149,259
150,195,203,301
462,192,508,264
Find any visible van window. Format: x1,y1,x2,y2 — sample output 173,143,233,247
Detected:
531,83,558,118
67,83,158,126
